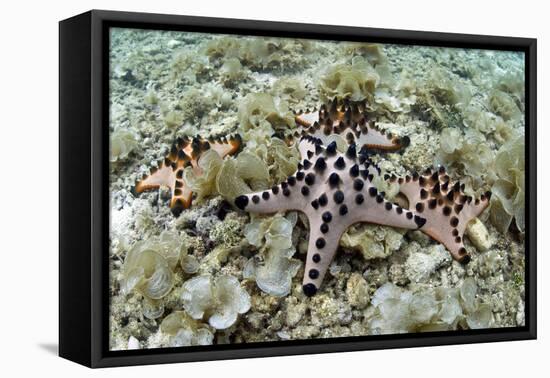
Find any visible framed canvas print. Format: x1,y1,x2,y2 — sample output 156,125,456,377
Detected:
59,10,536,368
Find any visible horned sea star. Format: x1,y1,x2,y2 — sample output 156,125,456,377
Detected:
135,135,241,215
290,97,410,152
234,136,426,296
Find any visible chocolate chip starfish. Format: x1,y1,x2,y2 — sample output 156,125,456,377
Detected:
293,98,492,265
289,97,410,152
234,136,426,296
135,135,241,215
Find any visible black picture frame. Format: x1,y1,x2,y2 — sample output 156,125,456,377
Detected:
59,9,537,368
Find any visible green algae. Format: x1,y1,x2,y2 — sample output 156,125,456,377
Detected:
204,36,312,71
110,129,138,162
318,61,379,103
238,93,295,132
490,135,525,233
216,152,270,200
243,213,301,297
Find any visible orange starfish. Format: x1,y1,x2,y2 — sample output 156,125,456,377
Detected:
135,135,241,215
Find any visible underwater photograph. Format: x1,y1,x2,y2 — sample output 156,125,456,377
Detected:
108,27,526,351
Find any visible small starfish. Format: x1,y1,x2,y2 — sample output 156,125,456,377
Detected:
391,167,491,264
234,137,426,296
290,98,410,152
135,135,241,215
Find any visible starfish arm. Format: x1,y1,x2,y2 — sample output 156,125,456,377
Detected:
181,135,242,160
135,164,175,194
300,188,422,296
397,167,491,263
135,160,193,215
463,195,491,220
208,135,242,158
346,185,425,230
295,111,319,127
421,223,469,261
233,175,311,215
355,124,410,152
301,218,347,296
